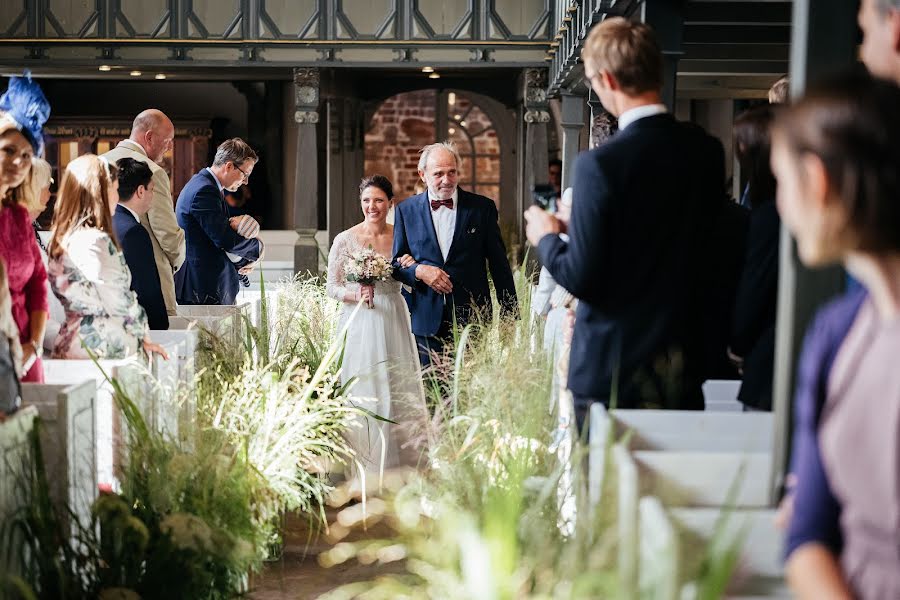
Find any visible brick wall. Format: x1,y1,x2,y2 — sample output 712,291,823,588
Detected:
365,90,437,201
364,90,502,205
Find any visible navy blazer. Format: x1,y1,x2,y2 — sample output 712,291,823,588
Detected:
392,189,517,337
113,205,169,330
785,287,867,561
538,114,726,409
174,169,261,305
731,200,780,409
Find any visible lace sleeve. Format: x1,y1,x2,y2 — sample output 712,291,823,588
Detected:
326,233,350,303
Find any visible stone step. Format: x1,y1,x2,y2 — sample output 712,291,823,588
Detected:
611,409,773,453
668,508,783,579
635,450,771,508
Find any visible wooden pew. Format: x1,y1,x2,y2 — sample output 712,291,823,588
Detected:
147,330,198,441
43,358,148,489
590,407,773,506
0,405,39,572
23,381,97,531
588,404,787,596
702,380,744,412
174,303,251,346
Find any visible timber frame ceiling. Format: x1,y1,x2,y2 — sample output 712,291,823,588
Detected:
0,1,793,97
548,0,792,99
0,0,553,72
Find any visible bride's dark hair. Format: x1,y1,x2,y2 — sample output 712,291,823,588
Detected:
359,174,394,200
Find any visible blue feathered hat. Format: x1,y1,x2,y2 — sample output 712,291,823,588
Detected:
0,70,50,155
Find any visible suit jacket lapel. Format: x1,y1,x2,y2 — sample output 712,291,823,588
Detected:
417,192,443,262
446,190,472,263
116,204,138,225
200,169,228,216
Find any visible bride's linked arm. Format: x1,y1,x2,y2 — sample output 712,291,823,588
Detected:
326,234,361,304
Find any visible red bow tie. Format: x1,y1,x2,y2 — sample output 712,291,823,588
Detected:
430,198,454,211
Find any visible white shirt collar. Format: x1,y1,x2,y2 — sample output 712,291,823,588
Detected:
118,139,149,157
205,167,225,194
617,103,668,131
119,203,141,223
427,187,459,209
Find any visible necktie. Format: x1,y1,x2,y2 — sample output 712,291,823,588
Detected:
430,198,453,211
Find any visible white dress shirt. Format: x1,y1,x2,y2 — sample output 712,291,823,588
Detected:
429,188,458,262
205,168,245,265
206,167,225,196
617,103,668,131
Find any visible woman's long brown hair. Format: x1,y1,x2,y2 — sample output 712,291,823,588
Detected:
48,154,119,259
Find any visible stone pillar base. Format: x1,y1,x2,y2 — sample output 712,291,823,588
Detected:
294,228,321,277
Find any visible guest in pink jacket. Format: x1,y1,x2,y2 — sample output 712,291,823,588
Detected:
0,73,51,382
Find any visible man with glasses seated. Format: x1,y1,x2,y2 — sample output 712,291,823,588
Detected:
174,137,263,306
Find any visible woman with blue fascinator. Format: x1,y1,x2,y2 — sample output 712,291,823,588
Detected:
0,71,51,382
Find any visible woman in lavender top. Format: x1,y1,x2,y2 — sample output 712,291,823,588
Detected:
776,71,900,599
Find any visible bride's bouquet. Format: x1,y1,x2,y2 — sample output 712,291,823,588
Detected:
345,246,393,308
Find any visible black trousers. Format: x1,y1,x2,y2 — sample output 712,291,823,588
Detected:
415,312,455,368
572,394,604,437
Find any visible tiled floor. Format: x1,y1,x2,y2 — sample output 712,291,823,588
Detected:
248,507,402,599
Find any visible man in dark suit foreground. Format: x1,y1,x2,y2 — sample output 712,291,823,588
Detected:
175,138,262,306
392,142,517,366
112,158,169,330
525,18,728,424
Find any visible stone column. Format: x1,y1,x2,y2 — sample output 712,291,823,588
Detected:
518,68,552,263
769,0,859,504
521,68,551,220
586,89,616,149
291,68,320,275
642,0,686,111
559,90,585,191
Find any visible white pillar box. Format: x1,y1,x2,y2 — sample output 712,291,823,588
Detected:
0,405,39,572
639,496,679,600
614,443,639,598
43,358,148,490
702,380,743,412
23,381,97,532
175,302,251,346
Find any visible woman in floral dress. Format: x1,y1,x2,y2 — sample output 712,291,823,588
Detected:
48,154,166,360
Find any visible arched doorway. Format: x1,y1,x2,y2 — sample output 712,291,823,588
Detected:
364,89,514,222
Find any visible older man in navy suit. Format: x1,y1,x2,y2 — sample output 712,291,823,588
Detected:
175,138,262,306
392,141,517,366
112,158,168,330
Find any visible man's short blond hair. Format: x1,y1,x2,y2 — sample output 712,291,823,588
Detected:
581,17,663,94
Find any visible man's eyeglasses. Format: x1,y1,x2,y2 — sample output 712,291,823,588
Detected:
234,163,251,181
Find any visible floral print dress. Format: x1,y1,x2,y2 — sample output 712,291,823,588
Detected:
49,227,148,359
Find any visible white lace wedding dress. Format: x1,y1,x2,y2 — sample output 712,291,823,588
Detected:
326,230,425,483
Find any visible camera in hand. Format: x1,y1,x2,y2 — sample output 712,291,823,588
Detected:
531,184,559,214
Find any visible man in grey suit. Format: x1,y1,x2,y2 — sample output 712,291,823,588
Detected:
101,109,185,315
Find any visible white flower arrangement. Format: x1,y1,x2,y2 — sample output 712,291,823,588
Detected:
345,245,393,286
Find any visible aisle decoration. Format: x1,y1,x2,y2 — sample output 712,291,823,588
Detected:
1,275,363,598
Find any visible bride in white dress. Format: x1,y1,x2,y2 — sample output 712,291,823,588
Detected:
326,175,424,491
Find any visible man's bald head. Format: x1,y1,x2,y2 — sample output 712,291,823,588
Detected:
130,109,174,164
